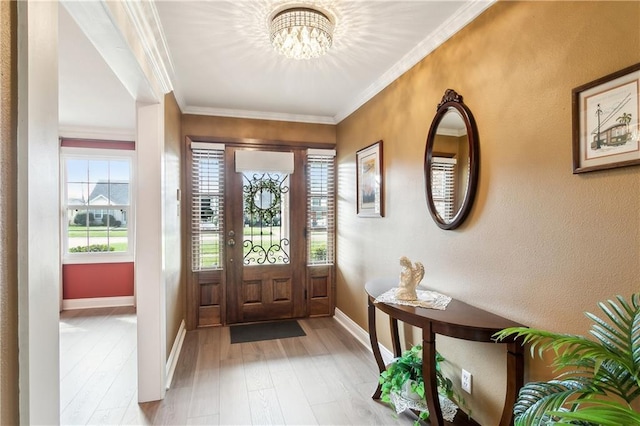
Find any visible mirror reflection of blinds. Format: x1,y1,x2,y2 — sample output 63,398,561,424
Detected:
191,144,225,271
307,150,336,265
431,157,456,222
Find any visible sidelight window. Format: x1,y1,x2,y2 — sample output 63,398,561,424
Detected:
191,143,225,271
431,156,456,222
307,149,336,265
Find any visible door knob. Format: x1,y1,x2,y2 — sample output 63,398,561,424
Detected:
227,238,236,247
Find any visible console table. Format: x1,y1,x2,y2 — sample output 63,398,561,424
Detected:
366,278,524,426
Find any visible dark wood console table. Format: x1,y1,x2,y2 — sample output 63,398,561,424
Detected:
366,278,524,426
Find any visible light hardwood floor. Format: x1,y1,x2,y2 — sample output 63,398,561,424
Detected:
60,308,417,425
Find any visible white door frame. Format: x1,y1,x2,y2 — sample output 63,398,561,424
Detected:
17,2,61,423
18,1,171,422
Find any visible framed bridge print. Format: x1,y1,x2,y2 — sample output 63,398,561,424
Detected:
356,140,383,217
572,62,640,173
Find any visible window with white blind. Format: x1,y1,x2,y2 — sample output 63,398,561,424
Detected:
431,156,456,222
191,143,225,271
307,149,336,265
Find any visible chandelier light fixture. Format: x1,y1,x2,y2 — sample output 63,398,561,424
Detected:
269,7,334,60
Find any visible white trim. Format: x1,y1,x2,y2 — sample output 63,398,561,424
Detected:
437,127,467,138
135,101,167,402
60,146,137,157
433,156,458,164
59,125,136,141
62,296,135,311
307,148,336,157
120,0,174,94
190,141,225,151
235,150,295,174
165,320,186,390
334,308,394,365
62,254,134,265
17,2,61,422
333,0,496,123
183,105,336,125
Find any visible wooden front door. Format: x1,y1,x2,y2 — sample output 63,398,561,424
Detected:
224,147,307,324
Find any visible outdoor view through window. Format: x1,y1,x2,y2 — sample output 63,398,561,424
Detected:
64,157,131,255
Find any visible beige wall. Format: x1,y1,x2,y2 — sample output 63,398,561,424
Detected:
182,114,336,145
0,1,19,423
165,92,184,358
336,1,640,424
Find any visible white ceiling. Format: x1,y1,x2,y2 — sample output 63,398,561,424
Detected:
58,6,137,136
58,0,494,134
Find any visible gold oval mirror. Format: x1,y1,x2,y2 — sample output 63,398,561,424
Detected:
424,89,479,230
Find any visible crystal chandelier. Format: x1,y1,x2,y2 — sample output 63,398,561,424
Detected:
269,7,334,60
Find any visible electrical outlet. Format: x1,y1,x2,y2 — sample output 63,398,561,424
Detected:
461,369,472,394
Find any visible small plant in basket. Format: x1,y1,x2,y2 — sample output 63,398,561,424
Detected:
379,345,467,424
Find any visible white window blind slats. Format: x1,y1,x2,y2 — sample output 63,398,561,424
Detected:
307,154,335,265
191,148,225,271
431,157,456,221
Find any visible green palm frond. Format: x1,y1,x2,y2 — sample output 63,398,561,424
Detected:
494,293,640,425
549,398,640,426
513,380,590,426
587,295,640,380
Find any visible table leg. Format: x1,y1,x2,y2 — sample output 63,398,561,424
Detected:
422,326,443,426
390,317,402,357
368,297,385,399
500,341,524,426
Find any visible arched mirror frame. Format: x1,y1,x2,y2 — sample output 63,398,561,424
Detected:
424,89,479,230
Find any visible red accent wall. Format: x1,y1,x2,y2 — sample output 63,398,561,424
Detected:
60,138,135,150
63,262,134,299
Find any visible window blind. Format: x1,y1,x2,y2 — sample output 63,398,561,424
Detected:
307,150,336,265
431,157,456,222
191,144,225,271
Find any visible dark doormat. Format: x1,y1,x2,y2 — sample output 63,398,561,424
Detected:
230,320,306,344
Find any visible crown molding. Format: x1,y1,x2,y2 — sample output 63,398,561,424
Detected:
183,105,337,125
333,0,496,123
120,0,174,95
437,127,467,138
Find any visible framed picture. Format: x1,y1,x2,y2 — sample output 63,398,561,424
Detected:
356,140,383,217
572,62,640,173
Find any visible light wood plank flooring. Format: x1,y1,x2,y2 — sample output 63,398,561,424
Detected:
60,308,416,425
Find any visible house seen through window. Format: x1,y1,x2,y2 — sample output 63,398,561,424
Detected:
63,155,132,257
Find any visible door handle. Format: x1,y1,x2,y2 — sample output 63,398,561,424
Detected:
227,238,236,247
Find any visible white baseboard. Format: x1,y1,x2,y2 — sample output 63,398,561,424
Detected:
62,296,135,310
334,308,394,365
165,319,186,390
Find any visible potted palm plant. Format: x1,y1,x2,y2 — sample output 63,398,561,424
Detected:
494,293,640,425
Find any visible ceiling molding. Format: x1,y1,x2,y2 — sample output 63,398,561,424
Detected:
437,127,467,138
333,0,496,123
120,0,174,95
182,106,336,125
